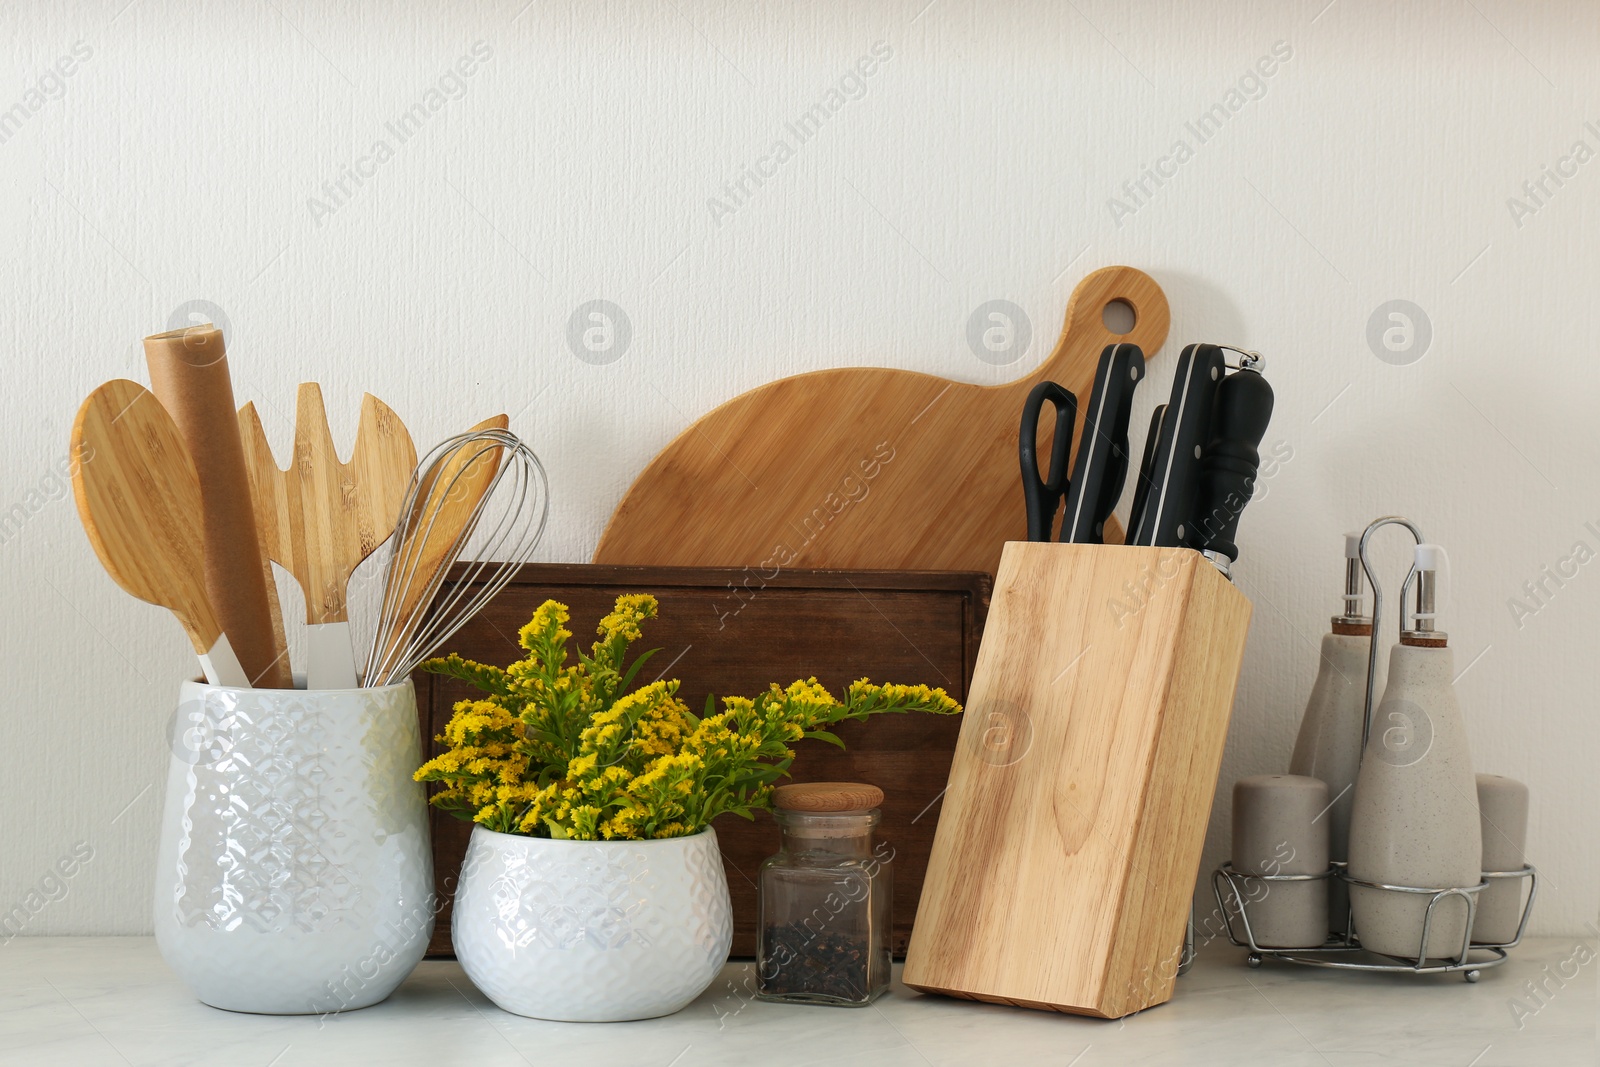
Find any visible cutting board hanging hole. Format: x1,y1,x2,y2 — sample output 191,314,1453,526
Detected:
1102,299,1137,334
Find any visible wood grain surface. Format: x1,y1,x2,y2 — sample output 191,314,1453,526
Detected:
593,266,1169,575
901,542,1251,1018
373,413,508,673
237,383,417,625
772,781,886,812
70,379,222,655
414,563,989,959
145,327,293,689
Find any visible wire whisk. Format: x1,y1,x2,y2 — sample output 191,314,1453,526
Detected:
363,423,549,687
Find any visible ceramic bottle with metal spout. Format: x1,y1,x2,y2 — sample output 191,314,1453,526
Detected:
1289,533,1373,937
1347,543,1482,960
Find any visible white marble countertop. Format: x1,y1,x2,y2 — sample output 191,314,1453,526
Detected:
2,937,1593,1066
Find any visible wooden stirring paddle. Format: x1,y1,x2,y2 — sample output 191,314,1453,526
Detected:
238,383,416,689
71,379,251,687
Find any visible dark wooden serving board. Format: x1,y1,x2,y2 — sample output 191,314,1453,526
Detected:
414,563,989,959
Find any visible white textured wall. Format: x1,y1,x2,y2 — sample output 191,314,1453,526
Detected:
2,0,1595,938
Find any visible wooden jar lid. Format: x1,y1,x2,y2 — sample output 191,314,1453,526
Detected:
773,781,884,812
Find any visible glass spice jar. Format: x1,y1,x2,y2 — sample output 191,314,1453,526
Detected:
756,782,892,1006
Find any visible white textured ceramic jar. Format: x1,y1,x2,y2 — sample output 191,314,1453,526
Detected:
453,825,732,1021
154,679,434,1014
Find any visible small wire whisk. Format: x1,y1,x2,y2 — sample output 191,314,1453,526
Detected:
363,422,549,687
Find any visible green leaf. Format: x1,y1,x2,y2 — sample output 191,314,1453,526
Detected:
803,729,846,749
617,646,661,694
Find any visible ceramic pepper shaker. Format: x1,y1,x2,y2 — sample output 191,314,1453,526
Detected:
1473,774,1530,944
1231,775,1330,949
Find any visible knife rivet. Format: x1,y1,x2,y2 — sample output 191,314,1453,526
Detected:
1177,524,1186,539
1210,366,1220,381
1194,445,1202,459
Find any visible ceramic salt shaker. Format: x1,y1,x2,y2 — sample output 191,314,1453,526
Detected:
1289,533,1373,937
1231,775,1330,949
1348,544,1482,960
1472,774,1529,945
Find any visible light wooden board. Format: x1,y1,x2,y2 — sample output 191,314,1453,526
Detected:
237,384,416,625
901,541,1251,1018
71,379,222,655
593,267,1169,575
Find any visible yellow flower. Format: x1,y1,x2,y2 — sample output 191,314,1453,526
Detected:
519,601,573,653
595,594,658,643
417,592,962,841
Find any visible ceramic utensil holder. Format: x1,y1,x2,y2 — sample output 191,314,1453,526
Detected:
904,542,1252,1019
154,678,434,1014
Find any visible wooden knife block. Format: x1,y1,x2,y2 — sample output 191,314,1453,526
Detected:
902,542,1252,1018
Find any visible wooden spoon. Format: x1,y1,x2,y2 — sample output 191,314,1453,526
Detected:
367,413,508,684
238,383,416,689
71,379,251,687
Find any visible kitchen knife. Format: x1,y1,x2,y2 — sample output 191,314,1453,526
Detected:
1059,343,1145,544
1125,403,1165,541
1129,343,1227,548
1188,361,1274,573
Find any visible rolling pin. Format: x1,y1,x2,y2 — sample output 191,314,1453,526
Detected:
145,326,291,689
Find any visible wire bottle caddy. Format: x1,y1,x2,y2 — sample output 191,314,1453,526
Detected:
1212,516,1537,981
1211,861,1537,981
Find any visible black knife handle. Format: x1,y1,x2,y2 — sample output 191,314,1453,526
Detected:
1019,380,1077,542
1060,343,1145,543
1190,367,1275,563
1126,403,1165,540
1131,344,1227,547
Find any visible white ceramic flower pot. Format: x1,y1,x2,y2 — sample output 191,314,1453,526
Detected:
154,678,434,1014
453,825,732,1021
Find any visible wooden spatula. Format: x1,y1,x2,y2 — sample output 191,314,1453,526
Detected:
71,379,251,687
238,383,416,689
367,413,508,682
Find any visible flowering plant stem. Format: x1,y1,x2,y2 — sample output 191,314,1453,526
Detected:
414,594,962,840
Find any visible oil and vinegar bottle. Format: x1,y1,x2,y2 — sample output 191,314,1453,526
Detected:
1288,534,1373,936
1346,543,1482,959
